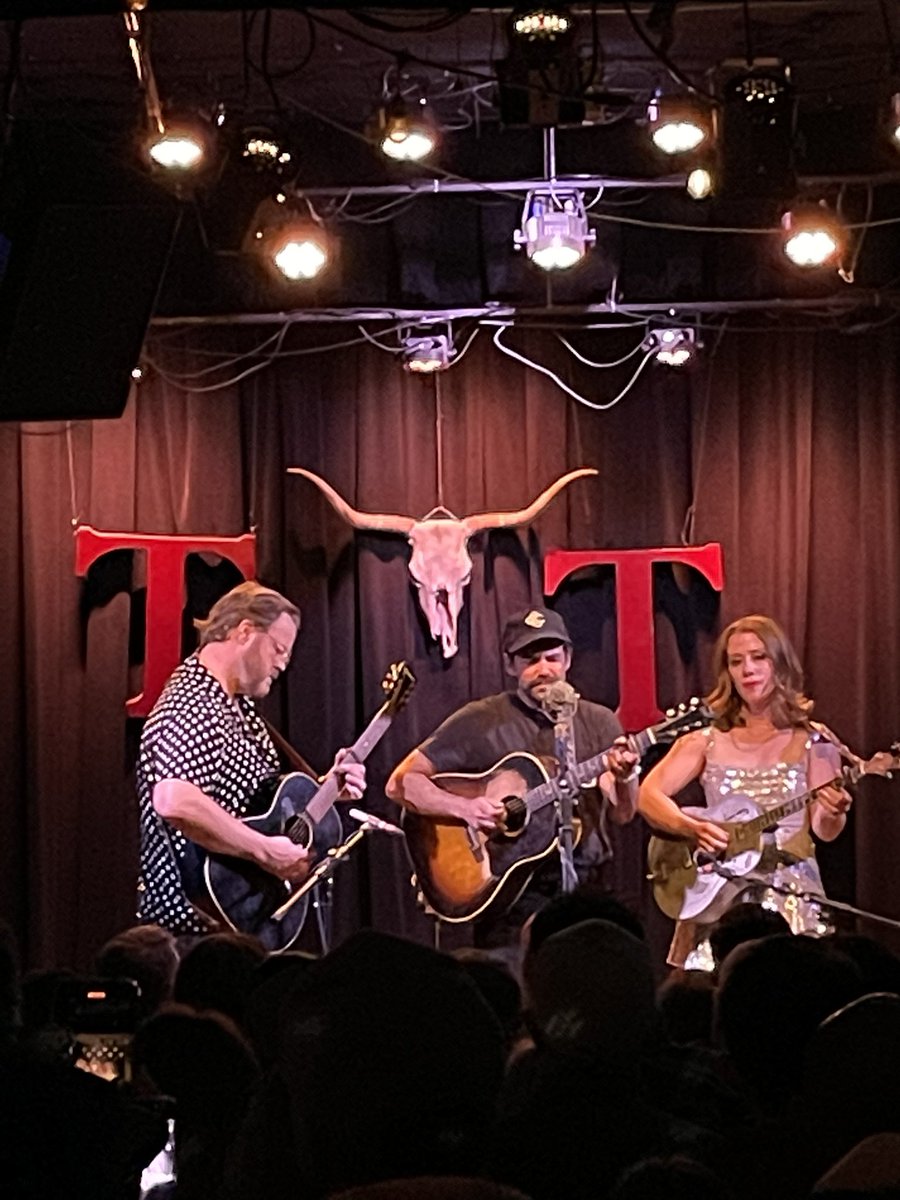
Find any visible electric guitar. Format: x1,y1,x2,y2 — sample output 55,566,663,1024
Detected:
647,741,899,922
402,701,713,923
198,661,415,952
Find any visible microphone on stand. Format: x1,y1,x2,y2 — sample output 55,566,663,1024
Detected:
540,680,580,721
348,808,405,837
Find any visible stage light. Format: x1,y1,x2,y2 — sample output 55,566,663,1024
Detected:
686,166,714,200
514,188,596,271
242,127,292,171
647,95,712,156
781,202,844,268
145,120,207,172
511,5,572,40
642,327,699,367
378,96,438,162
718,62,795,200
245,195,331,282
403,333,454,373
890,92,900,147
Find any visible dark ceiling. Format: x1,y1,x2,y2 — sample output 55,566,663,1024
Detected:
0,3,898,321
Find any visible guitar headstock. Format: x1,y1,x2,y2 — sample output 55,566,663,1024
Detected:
381,661,416,715
855,742,900,782
654,698,715,744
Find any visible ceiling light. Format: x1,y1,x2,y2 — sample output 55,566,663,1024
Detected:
272,236,328,281
145,121,207,171
890,92,900,147
403,333,454,373
245,195,331,282
781,202,844,268
378,97,438,162
718,62,795,200
642,327,699,367
514,188,596,271
511,6,572,40
686,166,714,200
647,95,712,156
242,127,292,171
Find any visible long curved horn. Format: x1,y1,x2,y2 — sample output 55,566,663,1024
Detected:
288,468,416,534
462,467,598,533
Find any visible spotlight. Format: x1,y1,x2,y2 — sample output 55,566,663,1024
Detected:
642,327,699,367
511,5,573,41
241,127,292,172
245,195,331,282
781,202,844,268
890,92,900,147
377,96,438,162
718,61,795,200
686,165,715,200
145,120,208,171
403,333,454,374
647,94,712,156
514,188,595,271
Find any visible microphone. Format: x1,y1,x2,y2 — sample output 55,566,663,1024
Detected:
540,680,579,719
348,808,405,837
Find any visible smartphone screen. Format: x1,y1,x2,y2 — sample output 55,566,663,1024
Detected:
72,1030,134,1082
53,977,141,1083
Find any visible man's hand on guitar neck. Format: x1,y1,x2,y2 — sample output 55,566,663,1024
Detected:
323,747,367,801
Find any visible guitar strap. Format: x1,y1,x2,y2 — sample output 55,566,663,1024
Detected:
263,719,320,781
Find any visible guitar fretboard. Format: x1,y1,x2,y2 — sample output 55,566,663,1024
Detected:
522,727,658,815
300,706,393,831
731,774,844,840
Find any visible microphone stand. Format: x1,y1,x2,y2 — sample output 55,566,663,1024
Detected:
544,686,581,894
704,863,900,934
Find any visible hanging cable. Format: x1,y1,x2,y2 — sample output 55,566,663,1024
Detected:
492,326,656,411
556,330,648,368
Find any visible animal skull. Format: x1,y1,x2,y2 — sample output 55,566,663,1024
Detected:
288,466,597,657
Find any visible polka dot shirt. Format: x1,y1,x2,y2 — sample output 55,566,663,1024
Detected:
136,654,280,933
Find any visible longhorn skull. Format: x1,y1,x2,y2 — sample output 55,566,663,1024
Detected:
288,466,597,657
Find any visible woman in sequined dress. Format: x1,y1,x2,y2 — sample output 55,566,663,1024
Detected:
638,614,852,968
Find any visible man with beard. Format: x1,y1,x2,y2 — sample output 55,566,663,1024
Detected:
387,606,638,943
136,580,365,935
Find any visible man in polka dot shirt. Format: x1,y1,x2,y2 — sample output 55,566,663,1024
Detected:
136,580,366,934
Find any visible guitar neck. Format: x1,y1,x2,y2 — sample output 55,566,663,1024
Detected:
304,705,393,827
522,728,661,814
737,774,843,839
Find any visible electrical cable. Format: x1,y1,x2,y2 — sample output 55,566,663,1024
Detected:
492,325,656,411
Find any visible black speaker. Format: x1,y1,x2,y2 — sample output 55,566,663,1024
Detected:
0,122,179,422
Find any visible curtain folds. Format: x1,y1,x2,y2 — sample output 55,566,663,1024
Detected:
1,322,897,968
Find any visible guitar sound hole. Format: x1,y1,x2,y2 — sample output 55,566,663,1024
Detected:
504,795,526,834
285,814,313,850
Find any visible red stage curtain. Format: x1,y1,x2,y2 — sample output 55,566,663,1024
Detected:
0,320,897,969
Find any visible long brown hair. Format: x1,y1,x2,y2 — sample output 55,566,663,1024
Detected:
705,614,813,730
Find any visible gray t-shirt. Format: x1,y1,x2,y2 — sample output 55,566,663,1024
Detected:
422,690,623,868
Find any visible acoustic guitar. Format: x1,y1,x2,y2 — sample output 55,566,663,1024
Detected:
197,661,415,952
647,742,899,922
403,701,712,923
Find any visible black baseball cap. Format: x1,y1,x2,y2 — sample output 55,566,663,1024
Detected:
502,606,572,656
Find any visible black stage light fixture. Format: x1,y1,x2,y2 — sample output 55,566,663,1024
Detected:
718,60,796,204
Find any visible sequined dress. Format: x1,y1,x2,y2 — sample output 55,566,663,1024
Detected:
673,725,840,969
